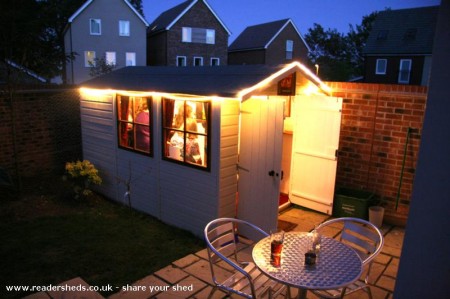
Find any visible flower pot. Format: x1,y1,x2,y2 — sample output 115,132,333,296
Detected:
369,206,385,228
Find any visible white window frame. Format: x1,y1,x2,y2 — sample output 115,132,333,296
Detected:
193,57,203,66
206,29,215,44
126,52,136,66
90,19,101,35
398,59,412,84
286,40,294,60
182,27,215,44
119,20,130,36
376,59,387,75
182,27,192,42
84,51,96,67
210,57,220,66
105,52,116,66
177,56,187,67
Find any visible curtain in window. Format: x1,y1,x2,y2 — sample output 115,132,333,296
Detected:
163,98,175,156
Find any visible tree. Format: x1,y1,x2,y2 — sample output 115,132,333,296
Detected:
304,12,380,81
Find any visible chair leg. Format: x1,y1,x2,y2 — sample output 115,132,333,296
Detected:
366,286,373,299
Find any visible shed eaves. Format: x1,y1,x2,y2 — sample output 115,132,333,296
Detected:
363,5,439,55
81,65,285,98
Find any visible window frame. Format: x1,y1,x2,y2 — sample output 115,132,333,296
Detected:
84,51,96,67
182,27,215,44
119,20,130,36
90,18,101,35
376,59,387,75
177,56,187,67
126,52,136,66
105,51,117,66
286,40,294,60
116,95,153,156
162,98,211,171
398,59,412,84
193,56,203,66
210,57,220,66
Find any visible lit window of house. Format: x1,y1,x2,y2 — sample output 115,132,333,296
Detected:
398,59,412,84
85,51,96,67
286,40,294,60
117,95,152,155
90,19,101,35
177,56,187,67
182,27,215,44
162,98,210,169
119,20,130,36
376,59,387,75
106,52,116,66
126,52,136,66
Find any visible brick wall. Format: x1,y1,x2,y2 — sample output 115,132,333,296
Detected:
0,88,82,183
328,82,427,224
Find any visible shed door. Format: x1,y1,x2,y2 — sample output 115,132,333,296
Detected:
289,95,342,214
237,97,284,233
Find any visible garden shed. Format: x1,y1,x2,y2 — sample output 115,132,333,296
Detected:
79,62,342,236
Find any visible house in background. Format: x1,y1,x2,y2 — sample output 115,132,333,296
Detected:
228,19,310,66
362,6,439,86
147,0,230,66
64,0,148,84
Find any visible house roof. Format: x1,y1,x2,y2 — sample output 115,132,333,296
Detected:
81,62,330,99
363,5,439,55
228,19,310,52
68,0,149,26
148,0,230,35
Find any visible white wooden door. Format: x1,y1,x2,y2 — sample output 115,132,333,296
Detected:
237,97,284,234
289,95,342,215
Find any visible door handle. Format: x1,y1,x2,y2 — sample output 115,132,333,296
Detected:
268,170,280,177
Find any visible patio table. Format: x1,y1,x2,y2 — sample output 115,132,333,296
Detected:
252,232,362,299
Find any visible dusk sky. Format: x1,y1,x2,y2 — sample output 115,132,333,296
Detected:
143,0,440,43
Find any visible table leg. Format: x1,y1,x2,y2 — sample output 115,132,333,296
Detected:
296,288,307,299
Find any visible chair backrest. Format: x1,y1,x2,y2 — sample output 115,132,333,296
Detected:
317,217,384,265
204,218,269,297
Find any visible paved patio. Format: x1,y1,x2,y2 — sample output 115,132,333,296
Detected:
24,207,404,299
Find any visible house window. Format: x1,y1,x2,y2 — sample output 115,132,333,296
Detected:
376,59,387,75
398,59,412,84
105,52,116,66
162,98,210,169
119,20,130,36
210,58,220,66
126,52,136,66
177,56,187,67
193,57,203,66
90,19,101,35
286,40,294,60
182,27,215,44
117,95,152,155
84,51,96,67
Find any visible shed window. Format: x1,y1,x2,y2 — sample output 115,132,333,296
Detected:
117,95,153,155
162,98,210,169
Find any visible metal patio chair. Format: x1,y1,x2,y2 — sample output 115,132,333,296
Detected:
204,217,287,299
311,217,384,299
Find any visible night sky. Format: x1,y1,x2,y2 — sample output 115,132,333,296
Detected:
142,0,440,43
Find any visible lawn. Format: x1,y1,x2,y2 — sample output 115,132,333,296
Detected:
0,177,205,299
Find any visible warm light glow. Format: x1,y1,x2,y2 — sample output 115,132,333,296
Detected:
237,61,332,101
298,82,322,96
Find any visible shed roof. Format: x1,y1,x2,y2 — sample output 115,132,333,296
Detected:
228,19,309,52
68,0,148,26
81,62,330,98
148,0,230,35
363,5,439,55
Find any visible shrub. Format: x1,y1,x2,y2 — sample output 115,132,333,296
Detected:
64,160,102,199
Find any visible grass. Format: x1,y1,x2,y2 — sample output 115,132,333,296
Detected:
0,177,205,298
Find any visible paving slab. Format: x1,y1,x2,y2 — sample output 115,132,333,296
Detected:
22,292,51,299
47,277,105,299
108,275,168,299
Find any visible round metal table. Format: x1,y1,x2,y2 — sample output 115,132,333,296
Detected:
252,232,362,299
